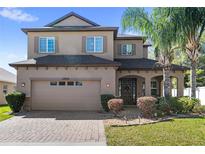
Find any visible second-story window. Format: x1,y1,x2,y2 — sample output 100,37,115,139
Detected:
39,37,55,53
86,36,103,53
121,44,133,55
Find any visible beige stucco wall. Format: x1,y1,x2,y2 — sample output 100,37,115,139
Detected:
143,47,148,58
16,66,117,110
27,31,114,60
0,81,15,105
114,39,146,59
53,16,93,27
136,77,144,97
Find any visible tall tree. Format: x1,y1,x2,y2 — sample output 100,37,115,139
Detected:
166,8,205,98
122,8,177,98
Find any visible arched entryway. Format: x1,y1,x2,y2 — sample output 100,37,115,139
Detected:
118,75,145,105
151,75,179,97
118,75,179,105
116,70,185,105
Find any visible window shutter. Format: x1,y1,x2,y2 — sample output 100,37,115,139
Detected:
82,36,86,52
34,36,39,53
132,44,136,55
103,36,107,52
117,44,122,55
55,36,59,53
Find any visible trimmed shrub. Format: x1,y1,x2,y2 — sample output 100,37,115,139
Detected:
107,99,124,116
154,110,165,117
100,94,115,112
151,96,201,116
158,96,201,114
192,105,205,114
137,96,157,118
5,91,25,113
176,96,199,113
190,97,200,106
168,97,183,114
155,97,171,115
114,96,122,99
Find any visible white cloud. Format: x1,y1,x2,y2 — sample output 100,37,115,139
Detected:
7,53,18,59
0,8,38,22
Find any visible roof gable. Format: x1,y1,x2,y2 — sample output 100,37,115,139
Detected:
0,67,16,83
45,12,100,27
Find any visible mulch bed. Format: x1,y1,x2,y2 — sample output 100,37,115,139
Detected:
103,108,204,126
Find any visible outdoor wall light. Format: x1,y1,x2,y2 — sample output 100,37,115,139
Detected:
106,83,110,88
21,83,25,87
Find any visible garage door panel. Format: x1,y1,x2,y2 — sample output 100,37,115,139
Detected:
32,80,101,110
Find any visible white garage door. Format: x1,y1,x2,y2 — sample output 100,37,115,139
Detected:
31,80,101,110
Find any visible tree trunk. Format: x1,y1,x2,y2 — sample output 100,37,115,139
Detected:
190,61,197,98
163,67,171,98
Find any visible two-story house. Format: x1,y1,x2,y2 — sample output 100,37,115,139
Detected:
10,12,188,111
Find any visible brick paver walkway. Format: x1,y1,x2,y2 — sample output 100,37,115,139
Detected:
0,111,106,145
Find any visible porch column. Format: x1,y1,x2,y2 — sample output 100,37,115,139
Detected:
145,77,151,96
137,77,143,97
156,78,162,97
116,77,119,96
160,80,163,96
170,77,173,96
177,74,184,97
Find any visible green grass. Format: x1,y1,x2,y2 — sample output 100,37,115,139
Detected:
0,105,12,122
105,118,205,146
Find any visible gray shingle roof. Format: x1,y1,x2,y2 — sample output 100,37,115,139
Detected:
0,67,16,83
115,58,189,71
116,34,146,40
10,55,121,67
10,55,188,71
21,27,119,34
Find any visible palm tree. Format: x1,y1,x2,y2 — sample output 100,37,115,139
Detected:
122,8,177,98
166,8,205,98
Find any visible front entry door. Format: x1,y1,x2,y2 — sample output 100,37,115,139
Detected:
120,78,137,105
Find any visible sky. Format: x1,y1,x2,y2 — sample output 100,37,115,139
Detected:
0,7,152,74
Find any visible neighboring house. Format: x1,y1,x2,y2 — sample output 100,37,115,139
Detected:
0,67,16,105
10,12,188,111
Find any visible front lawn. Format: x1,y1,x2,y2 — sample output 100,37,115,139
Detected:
105,118,205,146
0,105,12,122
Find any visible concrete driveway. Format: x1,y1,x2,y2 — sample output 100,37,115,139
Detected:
0,111,106,145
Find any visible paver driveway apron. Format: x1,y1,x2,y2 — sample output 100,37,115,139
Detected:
0,111,106,145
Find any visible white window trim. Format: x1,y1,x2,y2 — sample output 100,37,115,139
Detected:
58,81,66,86
86,36,103,53
151,80,157,89
75,81,83,86
49,81,83,87
151,80,158,96
39,37,55,53
3,85,8,94
67,81,75,86
50,81,58,86
121,44,133,56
